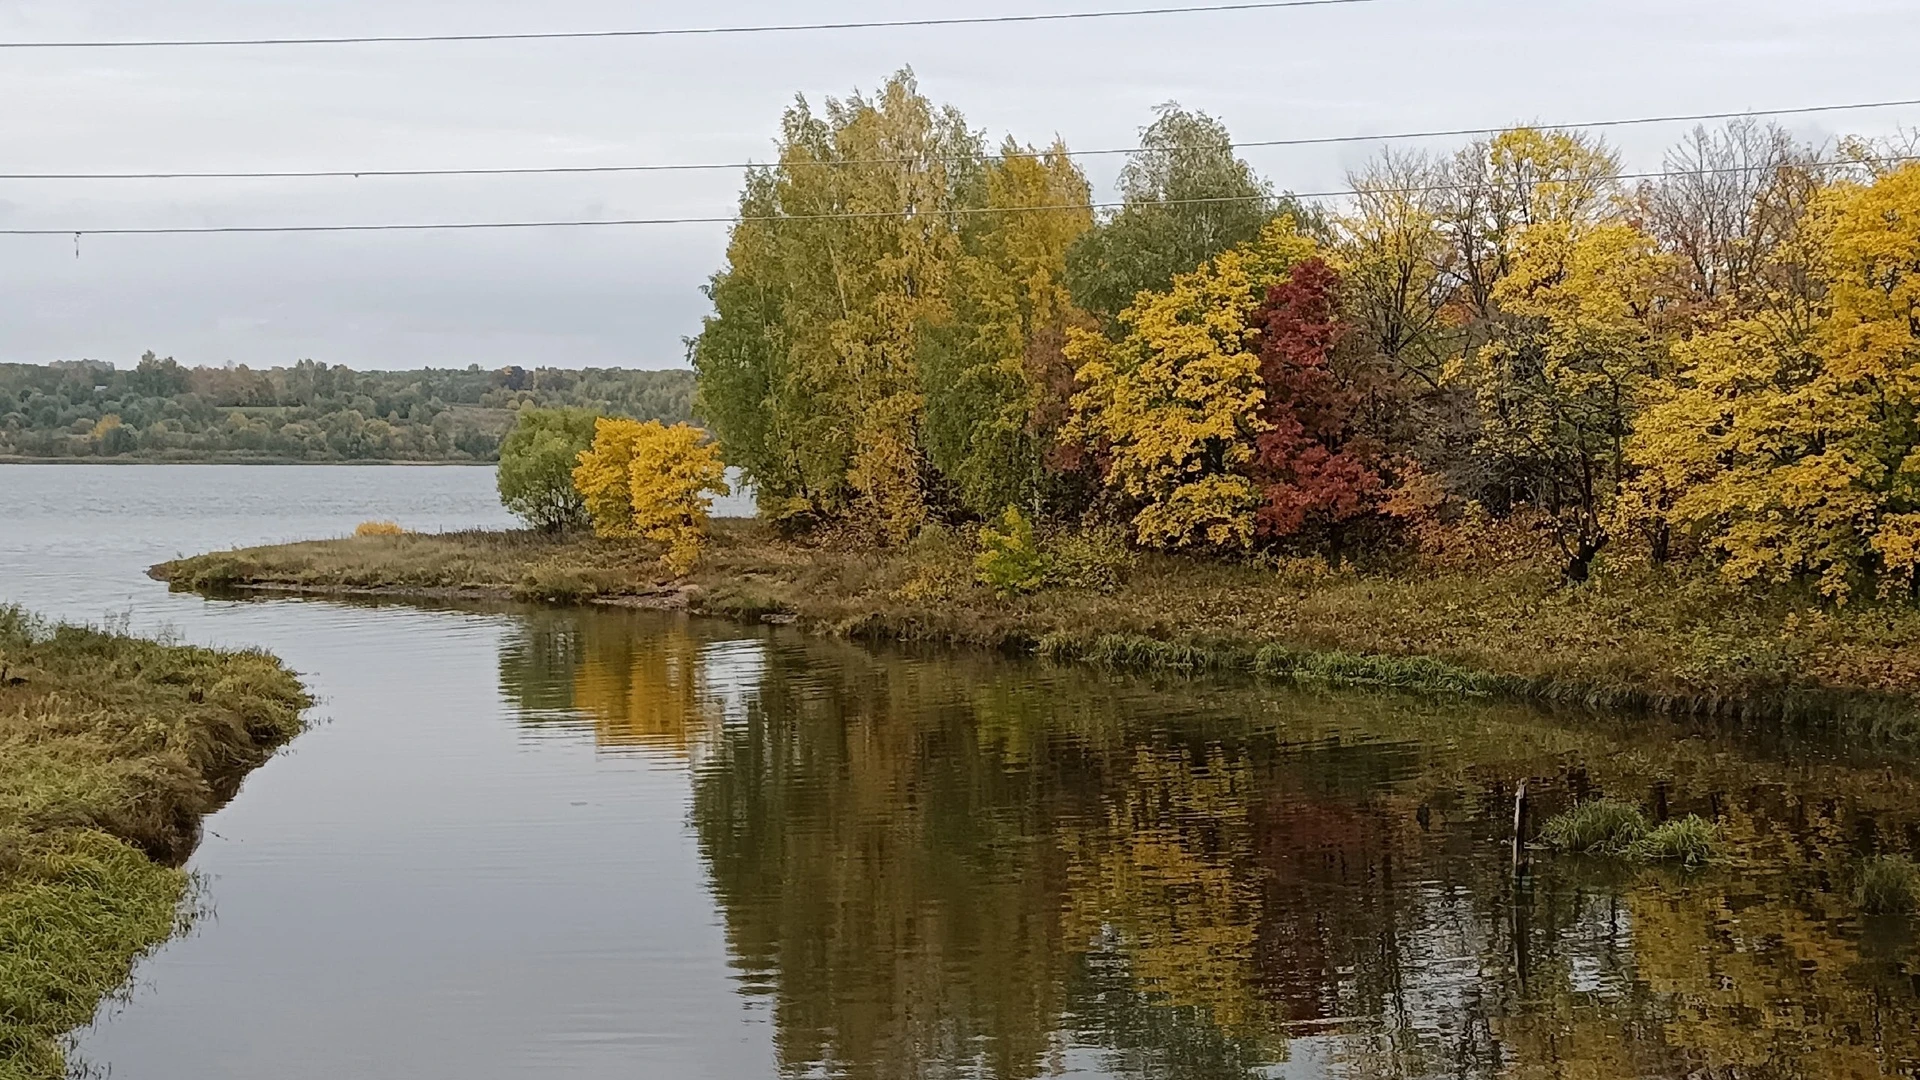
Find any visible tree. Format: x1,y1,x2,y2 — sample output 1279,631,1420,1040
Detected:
1630,163,1920,599
922,140,1095,519
690,69,981,541
496,407,598,532
1069,219,1317,550
1462,219,1672,580
1245,258,1387,542
1065,106,1278,325
573,418,730,574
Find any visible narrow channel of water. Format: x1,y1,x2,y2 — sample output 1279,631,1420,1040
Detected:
2,465,1917,1079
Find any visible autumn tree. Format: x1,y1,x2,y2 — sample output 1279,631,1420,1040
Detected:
1630,163,1920,599
496,407,598,532
1065,106,1281,325
573,417,730,574
691,69,980,541
1244,257,1388,542
1070,219,1317,550
920,140,1095,519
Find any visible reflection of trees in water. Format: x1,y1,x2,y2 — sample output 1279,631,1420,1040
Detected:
498,616,1920,1079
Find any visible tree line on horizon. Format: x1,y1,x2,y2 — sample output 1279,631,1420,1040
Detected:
688,68,1920,601
0,356,693,463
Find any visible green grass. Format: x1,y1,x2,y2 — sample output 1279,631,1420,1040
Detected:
1540,799,1652,855
1856,856,1920,915
152,521,1920,737
1626,815,1720,866
0,607,310,1079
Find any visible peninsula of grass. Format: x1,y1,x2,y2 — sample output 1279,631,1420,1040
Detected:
152,521,1920,738
0,608,310,1080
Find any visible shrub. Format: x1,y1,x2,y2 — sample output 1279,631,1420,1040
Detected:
497,407,599,533
1043,527,1134,593
1627,815,1719,866
354,521,404,536
573,418,730,575
1540,799,1649,855
1857,856,1920,915
975,507,1050,597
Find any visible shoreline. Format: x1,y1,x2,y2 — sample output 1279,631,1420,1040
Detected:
0,457,494,467
150,525,1920,741
0,610,311,1078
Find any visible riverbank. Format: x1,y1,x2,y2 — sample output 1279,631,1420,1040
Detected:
0,609,310,1079
151,522,1920,737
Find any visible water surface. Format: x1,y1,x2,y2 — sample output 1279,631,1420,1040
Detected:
1,464,1916,1079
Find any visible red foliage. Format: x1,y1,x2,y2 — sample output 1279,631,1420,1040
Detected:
1246,258,1385,540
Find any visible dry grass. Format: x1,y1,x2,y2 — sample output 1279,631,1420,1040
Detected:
353,520,405,537
0,607,311,1079
152,521,1920,737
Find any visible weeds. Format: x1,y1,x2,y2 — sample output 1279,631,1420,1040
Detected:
1626,815,1719,866
1540,800,1651,855
1857,856,1920,915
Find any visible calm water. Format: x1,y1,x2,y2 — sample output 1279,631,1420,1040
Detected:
2,464,1918,1079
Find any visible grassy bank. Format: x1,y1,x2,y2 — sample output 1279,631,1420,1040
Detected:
0,609,310,1079
153,522,1920,737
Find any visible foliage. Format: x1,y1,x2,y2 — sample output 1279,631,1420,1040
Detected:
0,354,691,462
1856,855,1920,914
496,407,599,532
573,418,730,575
1069,219,1317,549
975,506,1051,596
1540,799,1651,855
1629,163,1920,600
354,520,405,536
1064,105,1281,324
1246,256,1390,541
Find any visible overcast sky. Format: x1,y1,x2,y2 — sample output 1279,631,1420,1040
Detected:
2,0,1917,372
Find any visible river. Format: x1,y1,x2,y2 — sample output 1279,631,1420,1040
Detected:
2,464,1917,1079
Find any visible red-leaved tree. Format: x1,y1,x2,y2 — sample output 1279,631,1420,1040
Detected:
1246,257,1386,541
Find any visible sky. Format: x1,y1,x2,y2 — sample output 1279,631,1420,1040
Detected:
2,0,1918,372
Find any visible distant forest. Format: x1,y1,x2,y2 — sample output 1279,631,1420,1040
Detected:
0,355,695,462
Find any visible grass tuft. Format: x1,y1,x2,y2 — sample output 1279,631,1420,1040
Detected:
1540,799,1650,855
354,520,405,537
1857,855,1920,915
1626,815,1719,866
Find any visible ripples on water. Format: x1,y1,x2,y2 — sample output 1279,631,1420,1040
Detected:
1,465,1917,1079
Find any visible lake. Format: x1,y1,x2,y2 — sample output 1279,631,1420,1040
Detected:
2,464,1917,1079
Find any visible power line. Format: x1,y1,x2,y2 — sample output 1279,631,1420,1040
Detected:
7,97,1916,182
4,157,1893,238
0,0,1378,49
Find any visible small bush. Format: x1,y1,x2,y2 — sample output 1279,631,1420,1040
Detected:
355,521,405,537
1627,815,1719,866
976,507,1050,597
1857,856,1920,915
1540,799,1649,855
1044,527,1134,593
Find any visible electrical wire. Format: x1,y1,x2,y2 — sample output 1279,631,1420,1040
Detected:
4,156,1898,238
0,0,1378,49
7,97,1916,181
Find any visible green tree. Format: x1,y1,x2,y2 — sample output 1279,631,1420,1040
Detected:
496,407,598,532
1065,106,1278,325
922,140,1095,519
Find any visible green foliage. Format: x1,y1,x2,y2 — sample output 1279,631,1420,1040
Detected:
0,355,691,462
1064,105,1281,324
497,407,599,532
1626,815,1720,866
1540,799,1651,855
1857,855,1920,914
975,507,1051,596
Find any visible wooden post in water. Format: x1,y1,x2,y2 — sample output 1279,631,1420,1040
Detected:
1511,779,1529,877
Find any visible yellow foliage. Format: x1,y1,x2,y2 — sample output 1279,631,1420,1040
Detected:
1069,218,1316,550
353,520,404,536
572,418,730,575
1628,163,1920,599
